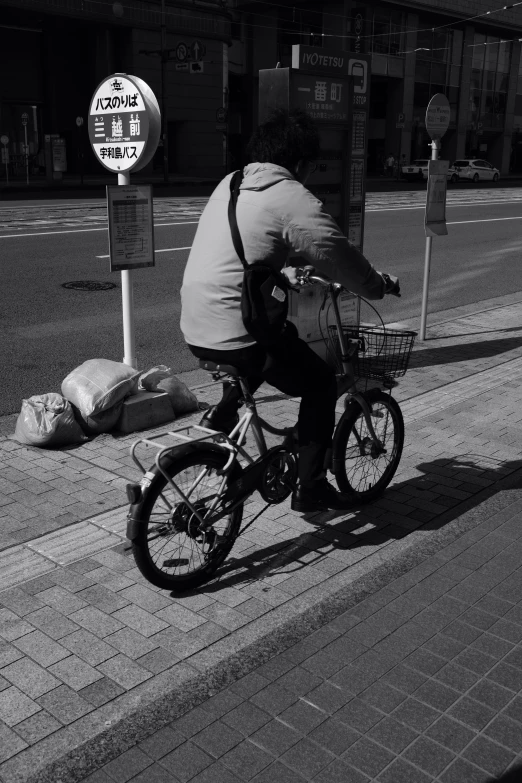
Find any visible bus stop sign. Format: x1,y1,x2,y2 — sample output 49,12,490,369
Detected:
88,73,160,173
425,93,450,141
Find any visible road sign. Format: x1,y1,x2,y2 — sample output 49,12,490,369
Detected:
396,112,405,129
21,113,28,126
216,107,227,123
176,42,188,62
425,159,449,236
191,41,205,61
0,135,8,145
425,93,450,141
175,63,189,71
88,73,160,173
107,184,155,271
76,116,84,127
216,123,227,131
190,61,204,73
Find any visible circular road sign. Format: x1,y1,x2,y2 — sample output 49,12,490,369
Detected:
88,73,161,173
176,42,188,62
216,107,227,123
425,93,450,141
21,113,28,126
0,135,8,145
76,116,84,127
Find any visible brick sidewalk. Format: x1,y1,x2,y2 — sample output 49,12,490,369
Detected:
1,297,522,781
79,486,522,783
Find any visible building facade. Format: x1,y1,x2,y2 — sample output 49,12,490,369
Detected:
231,0,522,175
0,0,232,179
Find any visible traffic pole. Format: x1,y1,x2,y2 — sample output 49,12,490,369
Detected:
419,138,440,342
118,171,137,368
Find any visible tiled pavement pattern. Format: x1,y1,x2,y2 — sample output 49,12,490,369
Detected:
1,294,522,781
78,490,522,783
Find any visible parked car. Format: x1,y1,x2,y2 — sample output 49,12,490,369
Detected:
401,159,458,182
452,159,500,182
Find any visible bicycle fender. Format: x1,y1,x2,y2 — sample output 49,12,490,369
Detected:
126,441,229,541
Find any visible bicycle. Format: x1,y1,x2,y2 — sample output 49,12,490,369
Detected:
126,268,416,591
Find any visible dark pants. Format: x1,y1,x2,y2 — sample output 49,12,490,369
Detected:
188,332,337,486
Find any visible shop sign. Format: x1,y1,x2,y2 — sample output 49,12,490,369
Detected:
292,45,347,74
88,74,160,173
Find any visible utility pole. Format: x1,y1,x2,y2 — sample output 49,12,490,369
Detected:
161,0,169,183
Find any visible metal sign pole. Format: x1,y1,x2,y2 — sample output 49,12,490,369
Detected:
419,138,439,341
419,92,450,342
117,171,137,368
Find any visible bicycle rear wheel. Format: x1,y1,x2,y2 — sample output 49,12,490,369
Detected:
332,390,404,502
132,449,243,591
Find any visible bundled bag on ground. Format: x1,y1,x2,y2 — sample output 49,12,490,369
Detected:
139,365,198,414
14,393,87,447
61,359,140,419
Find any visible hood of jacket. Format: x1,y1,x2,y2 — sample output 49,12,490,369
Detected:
240,162,296,192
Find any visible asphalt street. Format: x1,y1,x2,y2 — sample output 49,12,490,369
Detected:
1,185,521,416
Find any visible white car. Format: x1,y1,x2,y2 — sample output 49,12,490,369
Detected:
452,159,500,182
401,159,458,182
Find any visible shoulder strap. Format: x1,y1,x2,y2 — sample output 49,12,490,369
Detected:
228,169,247,270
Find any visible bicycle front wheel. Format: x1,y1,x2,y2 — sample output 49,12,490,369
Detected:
332,390,404,502
132,449,243,591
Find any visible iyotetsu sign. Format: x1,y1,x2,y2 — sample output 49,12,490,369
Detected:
88,74,160,173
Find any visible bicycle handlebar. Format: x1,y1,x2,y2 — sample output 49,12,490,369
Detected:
294,266,401,297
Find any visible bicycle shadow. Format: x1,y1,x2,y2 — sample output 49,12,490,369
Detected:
197,453,522,594
410,335,522,369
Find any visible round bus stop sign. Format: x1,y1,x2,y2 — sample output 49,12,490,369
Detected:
425,93,450,141
88,73,160,173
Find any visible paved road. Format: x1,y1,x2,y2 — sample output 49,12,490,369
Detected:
0,186,521,416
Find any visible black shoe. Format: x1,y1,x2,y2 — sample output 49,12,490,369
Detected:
199,407,239,436
291,478,354,513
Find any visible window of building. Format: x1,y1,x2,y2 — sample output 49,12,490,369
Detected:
468,32,512,129
413,26,461,124
370,7,406,56
277,6,323,62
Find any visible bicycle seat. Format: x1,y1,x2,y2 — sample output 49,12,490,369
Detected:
199,360,241,377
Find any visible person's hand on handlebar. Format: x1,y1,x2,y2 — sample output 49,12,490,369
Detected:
381,273,401,297
281,266,300,287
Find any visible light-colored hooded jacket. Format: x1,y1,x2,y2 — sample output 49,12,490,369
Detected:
180,162,385,351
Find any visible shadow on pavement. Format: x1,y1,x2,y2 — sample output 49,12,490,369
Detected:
411,336,522,368
199,453,522,594
430,324,522,340
489,763,522,782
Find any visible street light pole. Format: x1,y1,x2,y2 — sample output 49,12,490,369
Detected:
161,0,169,183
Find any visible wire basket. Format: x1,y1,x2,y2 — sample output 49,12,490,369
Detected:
329,325,417,381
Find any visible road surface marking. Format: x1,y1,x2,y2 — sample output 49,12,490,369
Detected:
447,216,522,225
0,221,198,239
95,246,192,258
369,199,522,212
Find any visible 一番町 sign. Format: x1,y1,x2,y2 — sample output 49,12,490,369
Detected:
88,74,160,173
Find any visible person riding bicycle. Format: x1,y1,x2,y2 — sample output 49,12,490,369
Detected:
180,108,399,513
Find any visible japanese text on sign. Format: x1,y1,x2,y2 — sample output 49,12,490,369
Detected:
292,73,350,123
425,160,449,237
107,185,155,271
